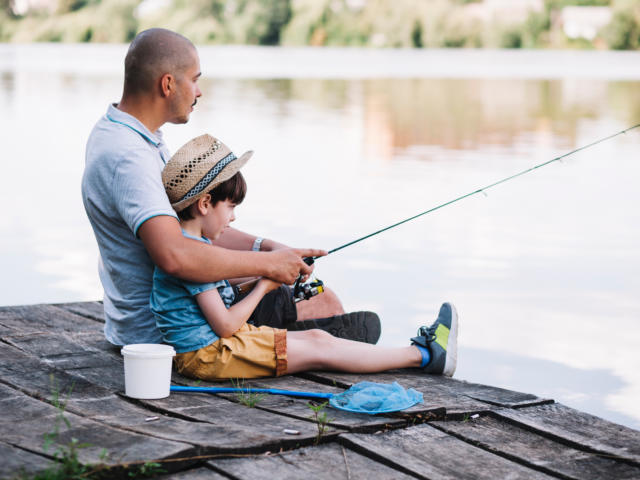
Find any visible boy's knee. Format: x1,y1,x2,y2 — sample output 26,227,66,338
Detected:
306,328,333,343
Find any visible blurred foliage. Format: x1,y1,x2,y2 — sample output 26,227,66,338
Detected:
602,0,640,48
137,0,291,45
2,0,137,42
0,0,639,50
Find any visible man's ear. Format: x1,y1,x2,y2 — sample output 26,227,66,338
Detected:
160,73,174,98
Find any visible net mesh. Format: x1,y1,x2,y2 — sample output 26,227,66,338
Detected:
329,381,423,414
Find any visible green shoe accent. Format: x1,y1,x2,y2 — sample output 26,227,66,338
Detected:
433,323,450,351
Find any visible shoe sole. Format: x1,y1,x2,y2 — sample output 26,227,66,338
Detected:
287,311,381,344
443,303,458,377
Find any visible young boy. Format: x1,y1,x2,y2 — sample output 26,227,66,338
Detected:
151,134,458,380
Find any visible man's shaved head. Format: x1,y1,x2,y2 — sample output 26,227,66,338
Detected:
124,28,197,95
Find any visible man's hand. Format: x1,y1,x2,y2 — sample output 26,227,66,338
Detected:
265,248,326,285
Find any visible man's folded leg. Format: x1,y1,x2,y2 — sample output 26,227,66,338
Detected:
236,286,381,344
287,311,381,345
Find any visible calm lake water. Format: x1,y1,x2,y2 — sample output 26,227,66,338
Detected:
1,44,639,429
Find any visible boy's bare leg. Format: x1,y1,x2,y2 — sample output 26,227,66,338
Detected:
295,286,344,320
285,330,422,374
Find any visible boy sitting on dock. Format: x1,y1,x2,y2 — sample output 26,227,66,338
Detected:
151,134,459,380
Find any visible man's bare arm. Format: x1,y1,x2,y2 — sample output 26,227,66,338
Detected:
212,227,307,285
211,227,288,252
138,216,325,285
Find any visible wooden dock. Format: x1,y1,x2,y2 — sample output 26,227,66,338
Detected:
1,301,639,479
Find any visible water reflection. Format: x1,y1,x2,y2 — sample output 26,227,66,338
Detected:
229,76,640,160
0,71,15,109
461,347,637,429
0,46,638,430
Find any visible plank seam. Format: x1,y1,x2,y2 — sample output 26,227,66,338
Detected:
0,439,58,464
486,409,640,468
427,420,576,480
168,377,398,433
0,377,201,472
50,304,105,324
336,434,428,480
247,402,406,434
295,372,353,389
465,394,555,409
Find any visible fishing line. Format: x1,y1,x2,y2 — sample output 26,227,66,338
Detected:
316,123,640,259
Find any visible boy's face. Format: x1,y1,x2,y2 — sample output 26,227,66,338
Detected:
203,198,236,240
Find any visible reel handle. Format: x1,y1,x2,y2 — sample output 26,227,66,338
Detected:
293,256,316,299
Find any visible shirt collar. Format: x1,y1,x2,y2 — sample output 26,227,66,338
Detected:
105,103,164,147
181,229,211,245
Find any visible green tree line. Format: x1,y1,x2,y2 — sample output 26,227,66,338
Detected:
1,0,639,49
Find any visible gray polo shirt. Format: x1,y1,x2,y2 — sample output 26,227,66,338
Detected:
82,104,177,346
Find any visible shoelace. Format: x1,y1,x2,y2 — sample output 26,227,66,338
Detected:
416,325,437,343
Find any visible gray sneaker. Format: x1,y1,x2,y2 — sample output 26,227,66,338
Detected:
287,311,381,344
411,303,458,376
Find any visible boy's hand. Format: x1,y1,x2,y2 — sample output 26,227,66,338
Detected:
266,248,327,285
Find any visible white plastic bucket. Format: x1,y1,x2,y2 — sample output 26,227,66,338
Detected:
121,344,176,399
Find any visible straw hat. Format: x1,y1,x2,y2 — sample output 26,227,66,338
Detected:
163,134,252,212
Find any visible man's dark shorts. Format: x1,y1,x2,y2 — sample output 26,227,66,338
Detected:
233,285,298,329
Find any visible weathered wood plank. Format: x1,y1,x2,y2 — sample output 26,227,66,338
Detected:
145,390,342,451
2,324,417,434
2,330,113,369
208,443,416,480
0,342,336,453
0,304,103,335
0,441,52,478
431,413,640,479
69,330,121,357
0,333,368,449
210,375,415,431
339,424,556,480
4,302,636,480
495,403,640,465
159,467,228,479
0,383,193,467
53,301,105,323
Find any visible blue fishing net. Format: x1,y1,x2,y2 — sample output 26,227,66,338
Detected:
329,381,423,414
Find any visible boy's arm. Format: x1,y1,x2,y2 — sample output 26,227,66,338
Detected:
196,278,281,338
138,216,324,285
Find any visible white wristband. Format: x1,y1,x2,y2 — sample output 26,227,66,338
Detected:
252,237,264,252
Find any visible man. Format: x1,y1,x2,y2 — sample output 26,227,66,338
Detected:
82,28,380,347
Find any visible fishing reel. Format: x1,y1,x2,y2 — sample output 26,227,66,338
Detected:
234,256,324,302
293,277,324,303
292,256,324,303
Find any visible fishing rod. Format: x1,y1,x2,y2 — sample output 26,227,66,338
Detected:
315,123,640,260
241,123,639,297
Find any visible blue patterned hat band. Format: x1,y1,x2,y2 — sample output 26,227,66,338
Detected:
182,152,237,202
162,134,253,212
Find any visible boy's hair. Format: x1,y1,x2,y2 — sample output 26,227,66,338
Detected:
177,171,247,221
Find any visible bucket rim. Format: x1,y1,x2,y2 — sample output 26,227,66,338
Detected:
121,343,176,358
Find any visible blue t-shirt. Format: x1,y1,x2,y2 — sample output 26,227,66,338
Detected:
82,104,177,346
150,231,236,353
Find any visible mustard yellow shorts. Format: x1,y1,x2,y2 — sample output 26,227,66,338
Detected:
174,323,287,380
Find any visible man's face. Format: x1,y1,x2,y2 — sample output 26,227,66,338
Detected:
169,51,202,124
